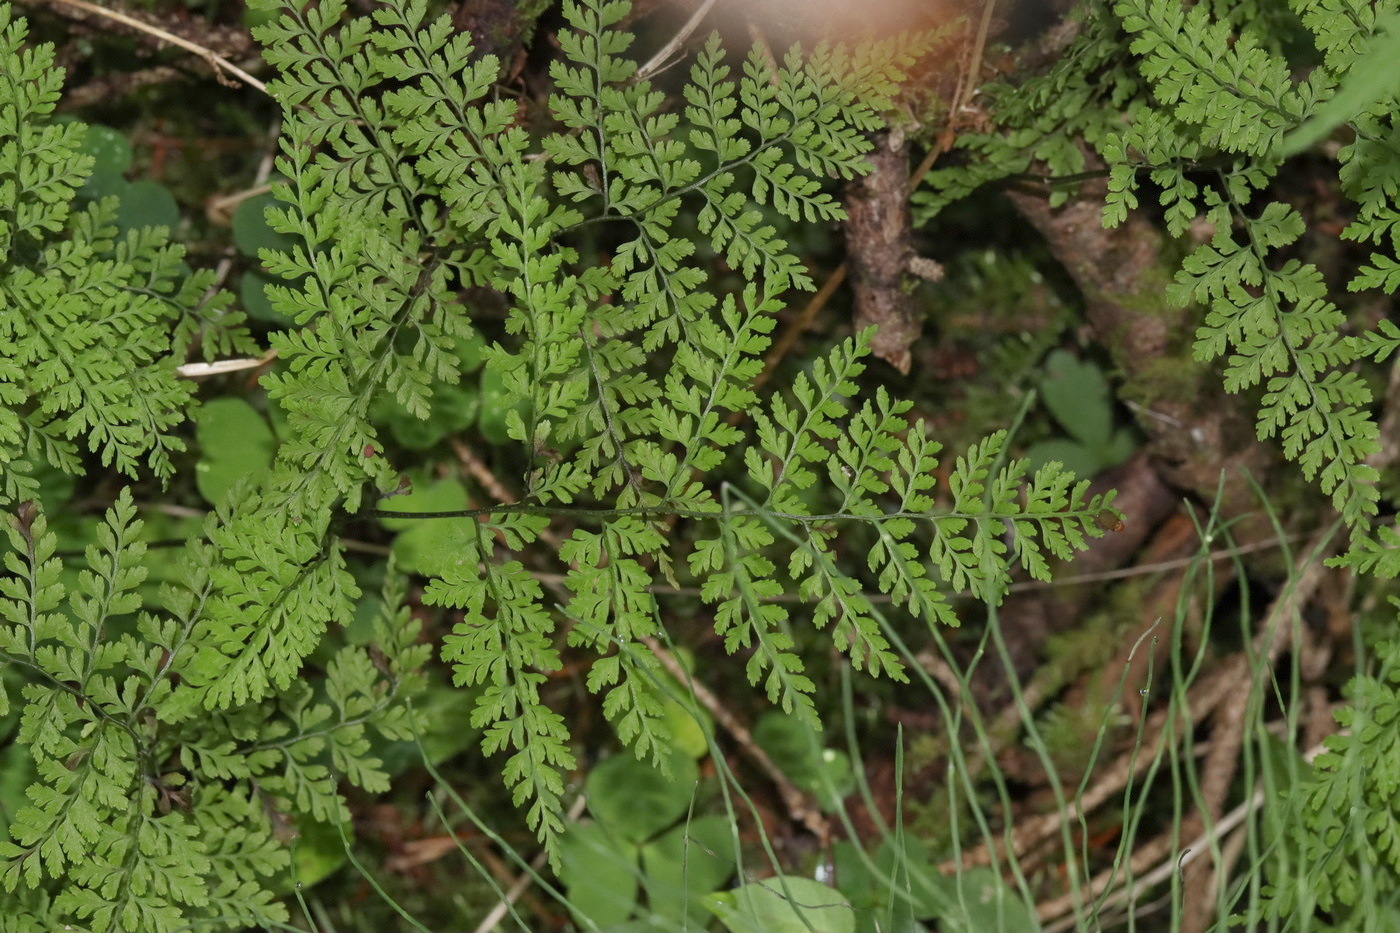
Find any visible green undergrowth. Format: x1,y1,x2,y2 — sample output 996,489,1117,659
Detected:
3,0,1400,930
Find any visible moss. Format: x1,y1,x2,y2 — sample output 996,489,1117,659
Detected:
1112,262,1180,317
510,0,551,45
1120,354,1212,408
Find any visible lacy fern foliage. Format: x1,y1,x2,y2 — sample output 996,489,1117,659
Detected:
0,7,249,505
0,494,426,931
201,0,1118,857
1109,0,1384,532
920,0,1398,536
0,0,1122,924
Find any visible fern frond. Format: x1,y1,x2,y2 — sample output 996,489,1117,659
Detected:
1269,635,1400,920
1170,198,1380,525
188,497,358,709
426,516,576,855
0,491,425,929
1117,0,1302,155
0,7,247,503
2,0,1136,880
561,519,671,764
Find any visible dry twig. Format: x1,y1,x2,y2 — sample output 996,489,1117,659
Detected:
36,0,266,92
635,0,721,81
1179,529,1338,931
175,348,278,379
641,634,832,845
473,795,590,933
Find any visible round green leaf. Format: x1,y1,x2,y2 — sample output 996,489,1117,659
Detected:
659,694,712,760
559,822,641,929
29,462,76,517
78,124,132,176
830,841,886,929
378,476,480,576
241,5,280,30
641,815,737,924
706,876,855,933
379,684,481,776
75,124,133,203
239,270,295,326
377,475,468,531
454,330,488,373
653,653,714,759
114,179,180,233
586,748,699,843
949,868,1038,933
864,836,1035,929
902,865,1038,933
873,835,946,921
477,366,527,446
373,382,480,451
1102,427,1137,468
195,398,276,505
752,711,820,781
389,518,478,577
289,818,349,889
232,191,299,259
811,747,854,811
752,711,852,809
1039,349,1112,449
1025,439,1101,481
80,171,127,203
0,744,36,824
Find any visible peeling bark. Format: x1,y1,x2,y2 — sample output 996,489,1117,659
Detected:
845,132,923,373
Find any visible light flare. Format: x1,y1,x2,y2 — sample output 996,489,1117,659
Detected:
700,0,961,44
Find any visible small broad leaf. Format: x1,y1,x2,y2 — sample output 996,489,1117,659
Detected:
917,867,1039,933
658,693,712,760
559,822,640,929
377,476,467,531
289,818,350,890
114,179,180,233
77,124,133,176
1025,438,1101,481
477,365,529,446
752,711,853,811
706,876,856,933
233,191,300,259
0,745,35,828
453,331,488,373
195,398,276,504
378,477,477,576
75,123,131,201
372,382,480,451
1039,350,1113,448
1102,428,1136,467
239,270,295,325
641,815,738,924
586,747,699,843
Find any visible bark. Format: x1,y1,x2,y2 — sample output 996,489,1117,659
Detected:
845,132,923,374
